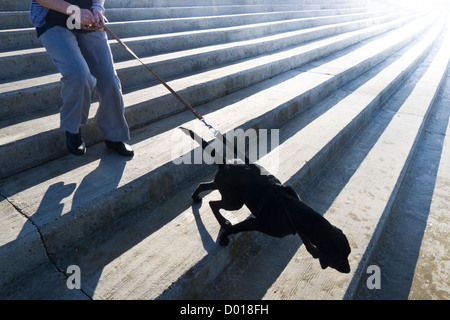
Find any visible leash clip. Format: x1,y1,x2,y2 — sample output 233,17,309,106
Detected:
201,119,220,137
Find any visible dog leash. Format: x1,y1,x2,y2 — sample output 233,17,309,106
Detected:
85,20,248,162
87,20,221,137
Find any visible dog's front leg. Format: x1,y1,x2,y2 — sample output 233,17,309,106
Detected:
192,181,217,202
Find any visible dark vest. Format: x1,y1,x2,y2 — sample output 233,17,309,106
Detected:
37,0,94,37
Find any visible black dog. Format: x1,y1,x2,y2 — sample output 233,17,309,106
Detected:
180,127,351,273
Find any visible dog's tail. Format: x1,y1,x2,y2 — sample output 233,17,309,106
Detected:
179,127,224,165
179,127,252,165
179,126,210,150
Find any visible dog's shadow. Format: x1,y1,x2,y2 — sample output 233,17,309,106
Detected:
189,195,302,299
191,200,225,252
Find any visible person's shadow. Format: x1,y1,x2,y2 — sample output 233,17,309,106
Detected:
1,153,128,298
0,181,77,298
71,154,127,215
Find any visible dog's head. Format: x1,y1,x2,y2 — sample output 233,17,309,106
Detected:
281,186,351,273
316,226,351,273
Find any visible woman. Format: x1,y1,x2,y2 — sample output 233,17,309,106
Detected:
30,0,134,156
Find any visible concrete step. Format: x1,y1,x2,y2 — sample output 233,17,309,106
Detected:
0,12,430,179
0,0,368,11
0,9,388,82
0,8,444,297
104,0,372,10
198,26,450,299
0,8,386,78
1,9,383,52
353,48,450,300
407,100,450,300
0,6,374,30
261,27,450,300
104,5,371,23
0,11,33,29
0,10,406,122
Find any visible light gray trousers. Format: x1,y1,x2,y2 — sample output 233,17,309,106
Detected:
40,26,130,142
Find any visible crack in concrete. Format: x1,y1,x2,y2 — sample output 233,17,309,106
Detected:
2,195,93,300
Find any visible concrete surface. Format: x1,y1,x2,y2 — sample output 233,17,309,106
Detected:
0,0,448,300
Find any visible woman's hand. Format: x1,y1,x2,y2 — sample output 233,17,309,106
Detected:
79,7,104,30
91,7,105,30
79,8,96,29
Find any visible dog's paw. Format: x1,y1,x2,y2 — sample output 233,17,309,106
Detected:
192,195,202,203
219,234,230,246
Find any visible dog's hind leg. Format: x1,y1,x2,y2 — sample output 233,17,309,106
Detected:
219,218,262,246
192,181,217,203
209,200,233,229
208,178,244,228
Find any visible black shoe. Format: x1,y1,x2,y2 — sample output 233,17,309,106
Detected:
66,131,86,156
105,140,134,157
